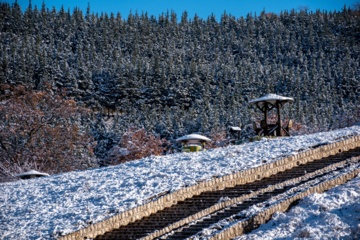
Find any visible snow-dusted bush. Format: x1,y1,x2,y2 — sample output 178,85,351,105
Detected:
107,127,168,164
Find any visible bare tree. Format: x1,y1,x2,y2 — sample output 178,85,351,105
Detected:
352,1,360,11
0,85,96,182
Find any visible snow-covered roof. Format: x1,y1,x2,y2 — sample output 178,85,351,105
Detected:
176,134,211,142
249,93,294,106
15,170,49,178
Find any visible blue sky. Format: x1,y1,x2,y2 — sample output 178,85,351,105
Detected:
3,0,357,20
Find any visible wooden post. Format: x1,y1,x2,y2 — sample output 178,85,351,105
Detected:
276,101,281,136
263,102,268,124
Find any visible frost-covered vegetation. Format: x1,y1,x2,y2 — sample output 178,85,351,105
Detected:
0,2,359,178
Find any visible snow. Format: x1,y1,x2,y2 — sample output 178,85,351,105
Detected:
249,93,294,105
236,174,360,239
15,170,50,178
176,133,212,142
0,125,360,240
229,126,242,131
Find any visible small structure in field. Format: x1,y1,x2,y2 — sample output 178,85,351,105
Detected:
176,134,211,152
228,126,242,144
16,170,49,180
249,93,294,137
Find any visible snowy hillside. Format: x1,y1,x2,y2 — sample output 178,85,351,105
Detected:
1,125,360,239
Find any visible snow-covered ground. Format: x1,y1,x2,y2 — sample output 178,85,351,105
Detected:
0,125,360,240
236,174,360,239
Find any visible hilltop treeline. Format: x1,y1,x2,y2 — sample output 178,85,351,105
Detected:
0,2,359,157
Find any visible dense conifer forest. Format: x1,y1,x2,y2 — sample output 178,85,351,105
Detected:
0,2,359,169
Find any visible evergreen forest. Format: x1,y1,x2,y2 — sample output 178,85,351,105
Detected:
0,2,359,168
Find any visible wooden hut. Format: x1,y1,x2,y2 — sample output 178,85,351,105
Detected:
249,94,294,136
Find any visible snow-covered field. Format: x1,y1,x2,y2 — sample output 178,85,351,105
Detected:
236,175,360,239
0,125,360,240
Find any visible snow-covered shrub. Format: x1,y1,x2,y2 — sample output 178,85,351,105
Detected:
107,127,168,164
207,128,228,148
